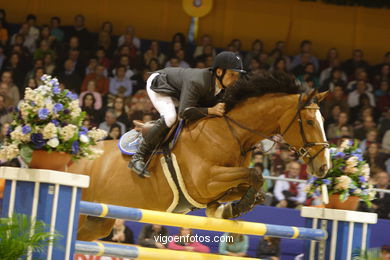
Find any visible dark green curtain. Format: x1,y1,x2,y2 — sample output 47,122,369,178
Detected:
300,0,390,8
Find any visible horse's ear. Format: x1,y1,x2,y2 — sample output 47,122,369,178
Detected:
300,89,316,104
316,91,329,103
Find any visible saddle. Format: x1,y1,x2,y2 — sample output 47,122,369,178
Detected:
119,119,201,213
118,120,184,155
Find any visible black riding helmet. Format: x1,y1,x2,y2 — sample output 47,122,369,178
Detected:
211,51,246,88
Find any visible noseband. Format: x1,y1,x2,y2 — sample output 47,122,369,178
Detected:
224,91,329,164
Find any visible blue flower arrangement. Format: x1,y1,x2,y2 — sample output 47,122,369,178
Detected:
0,75,107,164
306,139,375,206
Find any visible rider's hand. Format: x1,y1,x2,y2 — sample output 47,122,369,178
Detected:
208,103,225,116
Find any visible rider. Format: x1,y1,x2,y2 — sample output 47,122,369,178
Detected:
129,51,246,177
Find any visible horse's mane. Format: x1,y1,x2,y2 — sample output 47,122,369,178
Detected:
223,71,303,111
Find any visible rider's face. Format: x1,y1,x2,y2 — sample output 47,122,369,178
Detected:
218,69,239,88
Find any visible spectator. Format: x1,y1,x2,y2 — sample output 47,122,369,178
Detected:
320,67,347,92
105,123,122,140
81,64,109,96
85,56,98,76
323,85,349,119
219,233,248,257
354,116,376,140
112,96,129,128
4,52,25,91
291,40,319,72
256,236,281,260
50,16,64,43
193,34,215,59
372,171,390,219
168,228,210,253
296,63,320,88
273,161,306,208
80,92,101,127
364,143,389,175
56,59,82,93
38,25,56,50
269,41,291,70
346,70,373,93
271,58,288,73
99,109,126,135
148,58,160,72
138,224,168,249
0,71,20,107
109,65,133,98
96,31,115,58
43,53,56,75
271,144,296,176
342,49,369,78
26,14,39,52
320,48,339,71
347,80,376,108
165,56,180,68
112,55,135,80
117,26,141,49
33,39,56,61
148,40,166,66
327,112,353,140
79,80,102,110
359,129,378,152
0,95,12,124
244,39,263,70
101,219,134,244
374,64,390,87
68,14,90,51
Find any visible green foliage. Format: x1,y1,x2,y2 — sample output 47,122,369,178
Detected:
0,214,60,260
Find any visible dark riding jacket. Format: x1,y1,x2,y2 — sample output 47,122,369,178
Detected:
150,68,222,121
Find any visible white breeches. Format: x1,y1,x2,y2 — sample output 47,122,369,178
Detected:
146,73,177,128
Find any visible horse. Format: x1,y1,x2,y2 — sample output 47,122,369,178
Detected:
69,72,331,241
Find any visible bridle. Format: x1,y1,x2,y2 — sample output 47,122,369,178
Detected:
223,91,329,165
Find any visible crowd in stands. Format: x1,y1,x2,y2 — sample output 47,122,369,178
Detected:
0,8,390,259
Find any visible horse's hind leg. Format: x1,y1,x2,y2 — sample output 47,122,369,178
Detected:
77,216,115,241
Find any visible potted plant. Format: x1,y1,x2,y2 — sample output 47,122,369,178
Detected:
306,139,376,210
0,75,106,170
0,214,59,259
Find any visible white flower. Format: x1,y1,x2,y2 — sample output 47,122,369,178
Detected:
0,144,20,161
361,163,370,178
87,128,107,142
47,138,59,148
345,165,358,174
37,85,51,96
339,139,350,151
10,126,23,141
79,134,89,143
346,156,359,168
335,175,352,190
24,88,36,102
354,188,362,195
42,123,57,139
60,124,77,141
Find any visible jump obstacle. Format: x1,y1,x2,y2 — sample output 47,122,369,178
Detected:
0,167,378,260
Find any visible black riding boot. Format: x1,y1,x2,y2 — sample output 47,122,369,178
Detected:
129,117,170,177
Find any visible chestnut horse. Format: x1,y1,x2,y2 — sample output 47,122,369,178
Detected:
69,74,330,241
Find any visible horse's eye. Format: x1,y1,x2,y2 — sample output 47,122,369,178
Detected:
307,120,314,126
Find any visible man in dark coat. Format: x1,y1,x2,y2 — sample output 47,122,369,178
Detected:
129,51,246,177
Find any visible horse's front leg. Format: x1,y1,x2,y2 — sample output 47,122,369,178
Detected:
205,166,264,219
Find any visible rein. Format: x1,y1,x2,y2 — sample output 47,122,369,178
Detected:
223,91,329,164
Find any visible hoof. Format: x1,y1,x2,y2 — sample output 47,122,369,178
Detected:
216,203,233,219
